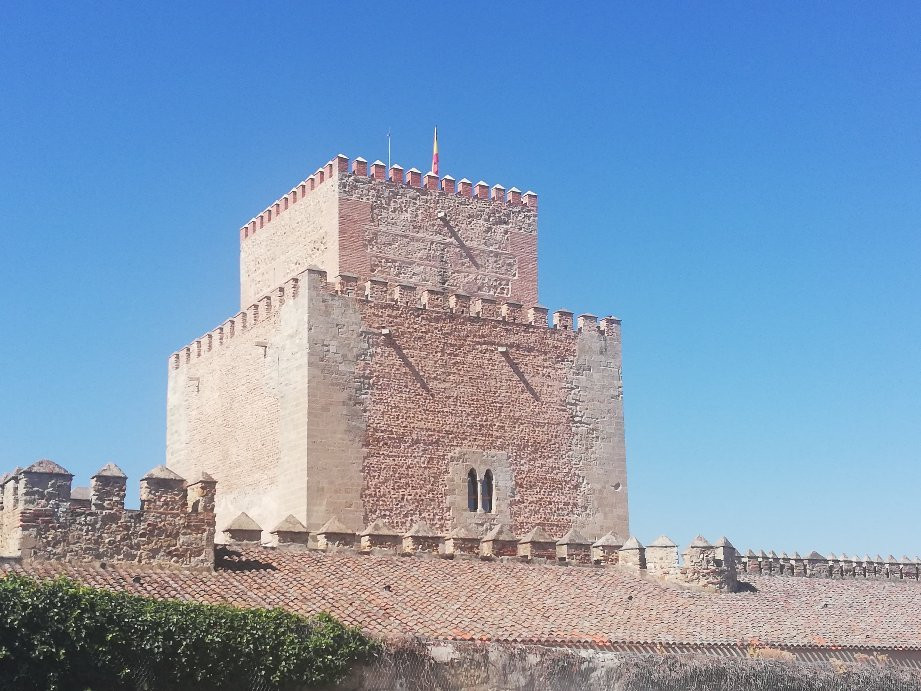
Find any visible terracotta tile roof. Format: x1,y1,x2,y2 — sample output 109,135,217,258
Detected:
4,547,921,651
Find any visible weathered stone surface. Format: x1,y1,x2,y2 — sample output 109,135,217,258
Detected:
167,155,627,544
517,526,557,560
0,465,215,567
92,463,127,478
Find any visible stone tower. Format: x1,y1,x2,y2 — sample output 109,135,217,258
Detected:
166,154,628,542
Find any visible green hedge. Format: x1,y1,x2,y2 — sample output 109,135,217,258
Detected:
0,574,378,691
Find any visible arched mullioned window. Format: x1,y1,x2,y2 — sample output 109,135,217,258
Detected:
467,469,478,512
481,470,494,513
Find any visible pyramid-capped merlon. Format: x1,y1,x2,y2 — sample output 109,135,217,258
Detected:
71,486,91,500
190,470,216,483
649,535,677,548
403,521,439,538
519,526,554,544
272,515,307,534
714,536,735,550
688,535,712,548
360,519,399,537
446,525,479,540
225,512,261,532
620,536,643,550
484,524,517,542
745,549,757,557
592,531,623,548
92,463,127,479
317,516,353,535
758,550,768,559
557,527,592,546
24,459,72,475
141,465,184,481
805,551,825,561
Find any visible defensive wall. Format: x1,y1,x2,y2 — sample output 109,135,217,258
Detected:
167,266,628,541
238,154,539,308
0,460,215,568
222,511,921,590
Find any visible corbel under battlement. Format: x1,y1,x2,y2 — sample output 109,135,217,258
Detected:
238,153,537,243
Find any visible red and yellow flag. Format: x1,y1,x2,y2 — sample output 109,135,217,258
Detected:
432,127,439,176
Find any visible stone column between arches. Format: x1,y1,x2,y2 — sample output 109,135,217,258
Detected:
446,450,513,534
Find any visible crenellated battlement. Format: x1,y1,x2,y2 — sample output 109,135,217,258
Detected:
736,548,921,581
170,267,618,372
218,516,741,593
238,153,537,243
218,516,921,594
169,275,302,370
0,460,215,569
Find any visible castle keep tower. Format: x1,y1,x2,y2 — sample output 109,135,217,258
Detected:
167,155,628,541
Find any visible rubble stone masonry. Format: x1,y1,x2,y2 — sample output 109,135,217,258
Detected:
0,461,215,568
167,267,628,540
238,155,538,310
169,154,625,542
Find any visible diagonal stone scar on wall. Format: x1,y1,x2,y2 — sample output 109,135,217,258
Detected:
438,212,481,270
498,348,540,402
380,332,431,396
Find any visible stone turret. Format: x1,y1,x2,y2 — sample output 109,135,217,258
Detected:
646,535,678,576
271,515,309,548
316,517,356,550
402,521,441,554
555,527,593,564
360,519,401,551
518,527,557,561
224,513,262,543
481,524,518,558
673,536,738,593
591,531,623,565
618,537,646,570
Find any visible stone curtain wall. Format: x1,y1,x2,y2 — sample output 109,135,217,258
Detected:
0,462,215,568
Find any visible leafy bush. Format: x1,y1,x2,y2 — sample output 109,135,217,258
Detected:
0,574,378,691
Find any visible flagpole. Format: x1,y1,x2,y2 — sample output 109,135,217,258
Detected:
387,128,391,169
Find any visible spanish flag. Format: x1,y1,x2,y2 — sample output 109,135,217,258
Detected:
432,126,439,176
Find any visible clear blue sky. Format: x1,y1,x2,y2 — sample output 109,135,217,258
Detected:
2,4,919,556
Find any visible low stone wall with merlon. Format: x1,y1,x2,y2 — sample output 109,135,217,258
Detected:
735,549,921,581
0,461,215,569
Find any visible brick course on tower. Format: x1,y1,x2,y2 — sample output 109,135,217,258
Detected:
166,154,628,541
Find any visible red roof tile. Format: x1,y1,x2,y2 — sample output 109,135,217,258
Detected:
3,547,920,651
